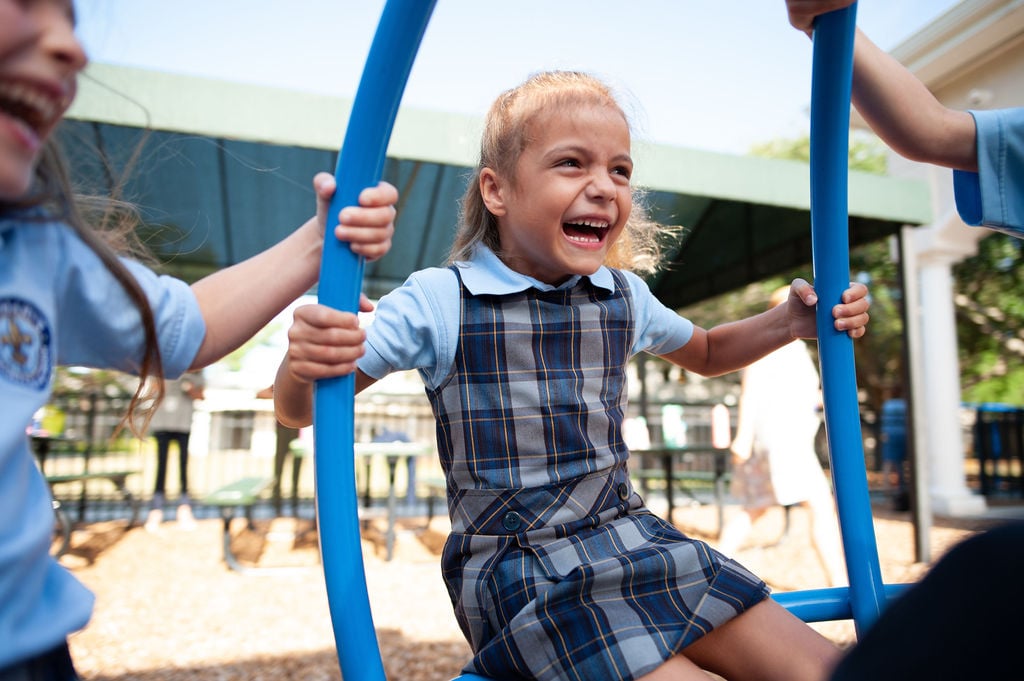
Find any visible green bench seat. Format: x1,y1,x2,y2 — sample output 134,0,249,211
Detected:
46,470,142,556
202,476,274,573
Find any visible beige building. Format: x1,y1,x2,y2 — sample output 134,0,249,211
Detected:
875,0,1024,518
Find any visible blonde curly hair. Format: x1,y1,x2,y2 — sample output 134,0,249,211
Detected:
448,71,670,276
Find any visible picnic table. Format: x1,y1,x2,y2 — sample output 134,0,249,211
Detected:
32,433,141,555
354,441,433,561
631,445,731,534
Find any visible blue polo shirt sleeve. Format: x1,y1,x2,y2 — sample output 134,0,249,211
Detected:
56,229,205,378
620,270,693,355
953,108,1024,238
359,267,458,389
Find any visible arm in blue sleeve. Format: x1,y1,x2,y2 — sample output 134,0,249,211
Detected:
359,267,459,389
621,271,694,356
954,108,1024,238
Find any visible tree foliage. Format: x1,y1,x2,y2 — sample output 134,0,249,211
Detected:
677,132,900,412
749,130,888,175
953,234,1024,404
728,130,1024,411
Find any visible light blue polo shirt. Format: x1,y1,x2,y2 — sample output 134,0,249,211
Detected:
0,214,204,669
954,108,1024,238
358,246,694,388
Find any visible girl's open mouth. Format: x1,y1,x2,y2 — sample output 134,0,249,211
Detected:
563,220,609,245
0,81,63,139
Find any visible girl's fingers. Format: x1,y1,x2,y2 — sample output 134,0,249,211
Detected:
335,215,395,261
286,333,366,383
834,309,870,337
287,357,362,383
358,181,399,207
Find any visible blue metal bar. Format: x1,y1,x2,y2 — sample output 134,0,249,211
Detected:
773,585,910,624
313,2,437,680
315,3,892,678
809,3,887,634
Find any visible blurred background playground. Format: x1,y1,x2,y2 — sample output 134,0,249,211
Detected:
28,1,1024,679
36,359,1024,680
32,357,1024,541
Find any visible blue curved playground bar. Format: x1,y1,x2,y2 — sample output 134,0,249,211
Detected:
313,2,436,680
315,2,892,679
799,1,887,635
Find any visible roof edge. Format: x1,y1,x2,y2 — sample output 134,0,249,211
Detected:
68,62,930,225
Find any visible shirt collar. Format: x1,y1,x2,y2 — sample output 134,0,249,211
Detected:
1,207,52,233
456,246,616,295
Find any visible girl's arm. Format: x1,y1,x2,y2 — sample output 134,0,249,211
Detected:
786,1,977,171
658,279,869,377
188,173,397,369
274,302,381,428
849,29,977,172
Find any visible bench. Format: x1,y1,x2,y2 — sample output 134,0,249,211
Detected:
202,476,274,573
631,446,732,534
46,470,142,557
354,442,433,560
632,468,729,503
418,475,447,526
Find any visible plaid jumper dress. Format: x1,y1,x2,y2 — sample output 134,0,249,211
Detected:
429,268,769,681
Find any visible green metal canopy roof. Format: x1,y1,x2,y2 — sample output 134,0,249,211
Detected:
63,63,932,308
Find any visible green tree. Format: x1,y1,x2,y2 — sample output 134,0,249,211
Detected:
749,130,888,175
679,132,901,414
741,130,1024,410
953,235,1024,404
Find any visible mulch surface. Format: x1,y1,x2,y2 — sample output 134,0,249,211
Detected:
60,501,1015,681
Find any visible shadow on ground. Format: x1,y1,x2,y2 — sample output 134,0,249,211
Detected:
224,517,448,569
85,629,469,681
57,520,135,567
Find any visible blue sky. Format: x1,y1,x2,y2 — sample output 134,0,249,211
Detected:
74,1,962,155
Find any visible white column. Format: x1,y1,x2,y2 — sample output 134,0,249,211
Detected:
911,219,987,516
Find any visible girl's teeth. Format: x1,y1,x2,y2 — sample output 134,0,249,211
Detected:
0,82,60,131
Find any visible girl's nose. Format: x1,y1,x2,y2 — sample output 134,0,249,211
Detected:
586,171,616,201
39,5,88,74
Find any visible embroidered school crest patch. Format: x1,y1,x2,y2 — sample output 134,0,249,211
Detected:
0,298,52,391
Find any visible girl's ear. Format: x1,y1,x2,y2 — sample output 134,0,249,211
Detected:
479,168,507,216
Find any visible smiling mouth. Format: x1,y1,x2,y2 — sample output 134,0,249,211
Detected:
0,81,64,138
563,219,610,244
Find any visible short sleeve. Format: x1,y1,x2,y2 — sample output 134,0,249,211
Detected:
620,271,693,355
56,233,204,378
359,267,459,389
954,108,1024,238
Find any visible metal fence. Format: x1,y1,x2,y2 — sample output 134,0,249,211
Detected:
36,384,1001,528
32,387,447,524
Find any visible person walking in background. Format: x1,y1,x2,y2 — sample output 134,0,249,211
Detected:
146,371,205,531
718,286,847,587
257,385,302,517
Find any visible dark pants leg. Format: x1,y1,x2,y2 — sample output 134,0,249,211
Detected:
291,451,304,517
831,522,1024,681
272,424,298,516
0,642,79,681
174,431,190,497
153,431,172,498
153,431,190,500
